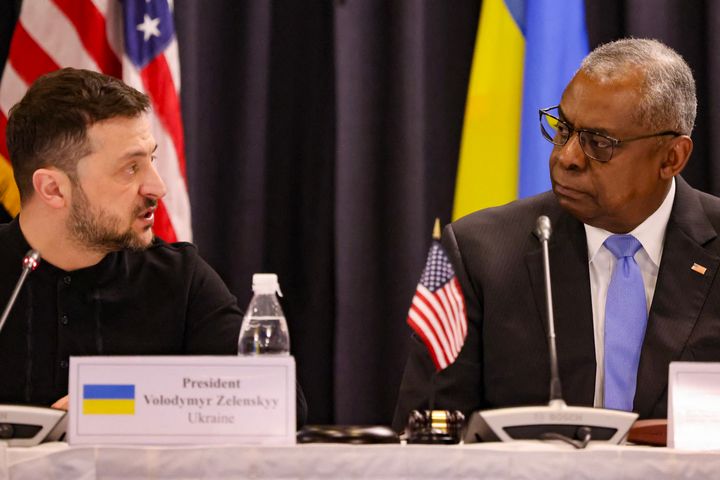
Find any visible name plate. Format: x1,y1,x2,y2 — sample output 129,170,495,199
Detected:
668,362,720,450
68,356,295,445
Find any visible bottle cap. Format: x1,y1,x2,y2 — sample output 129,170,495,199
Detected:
252,273,283,296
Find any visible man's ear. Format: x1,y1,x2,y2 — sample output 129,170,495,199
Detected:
31,168,71,209
659,135,693,180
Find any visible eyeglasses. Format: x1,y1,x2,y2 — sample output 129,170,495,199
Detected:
538,105,681,163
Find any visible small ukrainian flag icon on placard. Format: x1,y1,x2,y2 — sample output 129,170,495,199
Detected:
82,384,135,415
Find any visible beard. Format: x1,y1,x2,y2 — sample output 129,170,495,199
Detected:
67,184,156,253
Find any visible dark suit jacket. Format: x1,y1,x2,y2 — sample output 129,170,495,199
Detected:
393,176,720,432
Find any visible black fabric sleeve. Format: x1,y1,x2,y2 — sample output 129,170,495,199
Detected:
183,251,243,354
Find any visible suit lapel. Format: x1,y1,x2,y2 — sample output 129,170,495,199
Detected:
526,211,596,406
635,177,720,417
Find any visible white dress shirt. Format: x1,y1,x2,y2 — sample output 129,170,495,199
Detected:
584,178,676,407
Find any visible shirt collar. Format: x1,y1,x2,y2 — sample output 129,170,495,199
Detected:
585,177,676,266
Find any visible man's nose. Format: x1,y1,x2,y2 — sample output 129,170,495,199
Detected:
553,132,588,171
140,162,167,199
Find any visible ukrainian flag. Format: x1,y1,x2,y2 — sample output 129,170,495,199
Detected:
452,0,588,220
82,384,135,415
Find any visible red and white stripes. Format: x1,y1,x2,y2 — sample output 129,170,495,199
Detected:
408,277,467,371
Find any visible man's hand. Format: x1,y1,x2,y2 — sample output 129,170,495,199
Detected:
51,395,69,411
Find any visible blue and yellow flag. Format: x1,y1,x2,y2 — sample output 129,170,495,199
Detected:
83,384,135,415
452,0,588,220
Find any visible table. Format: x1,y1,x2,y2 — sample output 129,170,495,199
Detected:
2,441,720,479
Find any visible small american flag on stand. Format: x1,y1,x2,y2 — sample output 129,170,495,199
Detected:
407,219,467,371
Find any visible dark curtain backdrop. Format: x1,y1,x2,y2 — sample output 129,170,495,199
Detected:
1,0,719,425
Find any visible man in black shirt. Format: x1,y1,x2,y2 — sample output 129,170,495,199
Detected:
0,68,242,410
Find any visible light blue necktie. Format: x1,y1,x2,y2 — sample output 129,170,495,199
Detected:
603,234,647,411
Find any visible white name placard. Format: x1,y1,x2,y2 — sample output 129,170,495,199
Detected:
668,361,720,450
68,356,296,445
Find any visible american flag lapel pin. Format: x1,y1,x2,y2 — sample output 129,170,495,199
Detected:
691,263,707,275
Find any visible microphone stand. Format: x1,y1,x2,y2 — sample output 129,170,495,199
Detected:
0,249,66,447
463,216,638,445
0,249,40,334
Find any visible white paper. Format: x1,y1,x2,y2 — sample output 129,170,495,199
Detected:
669,361,720,450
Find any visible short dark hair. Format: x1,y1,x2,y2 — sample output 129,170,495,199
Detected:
6,67,150,201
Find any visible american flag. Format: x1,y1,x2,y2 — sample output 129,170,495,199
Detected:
0,0,191,242
407,240,467,371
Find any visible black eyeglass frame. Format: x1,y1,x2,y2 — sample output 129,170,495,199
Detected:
538,105,682,163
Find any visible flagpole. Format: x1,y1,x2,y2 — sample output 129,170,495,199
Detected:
433,218,441,240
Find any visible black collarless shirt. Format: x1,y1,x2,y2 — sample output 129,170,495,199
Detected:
0,218,243,406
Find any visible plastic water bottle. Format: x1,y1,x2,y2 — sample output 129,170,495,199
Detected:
238,273,290,355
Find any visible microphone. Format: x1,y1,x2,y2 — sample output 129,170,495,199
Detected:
534,215,552,242
0,249,40,334
0,249,66,448
464,216,638,446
